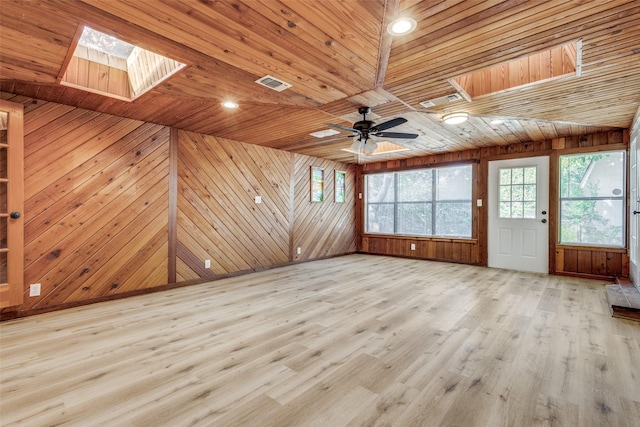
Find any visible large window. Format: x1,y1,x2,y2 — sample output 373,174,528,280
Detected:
559,151,625,246
366,165,472,237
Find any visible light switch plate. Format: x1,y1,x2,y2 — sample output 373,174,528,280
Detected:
477,199,483,207
29,283,41,297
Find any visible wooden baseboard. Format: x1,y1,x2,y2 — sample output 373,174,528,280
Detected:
0,252,356,321
355,250,483,266
553,271,618,281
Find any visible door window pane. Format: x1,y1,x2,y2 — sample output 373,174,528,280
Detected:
0,216,6,249
498,166,536,218
0,147,6,179
0,252,6,283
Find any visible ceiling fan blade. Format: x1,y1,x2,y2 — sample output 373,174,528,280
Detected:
371,117,407,132
324,123,360,134
375,131,419,139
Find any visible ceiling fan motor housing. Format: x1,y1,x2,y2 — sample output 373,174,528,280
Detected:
354,120,375,133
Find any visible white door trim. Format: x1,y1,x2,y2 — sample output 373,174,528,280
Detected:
488,156,549,273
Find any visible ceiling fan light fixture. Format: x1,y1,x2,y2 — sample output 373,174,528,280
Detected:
387,17,417,36
348,139,362,153
221,100,239,109
363,141,378,155
443,112,469,125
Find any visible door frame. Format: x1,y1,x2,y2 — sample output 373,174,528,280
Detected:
487,155,550,273
630,128,639,289
0,99,24,309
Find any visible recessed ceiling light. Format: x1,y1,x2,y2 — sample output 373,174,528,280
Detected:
387,17,417,36
221,101,238,109
442,112,469,125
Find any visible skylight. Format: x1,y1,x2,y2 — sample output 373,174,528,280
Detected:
59,26,186,101
449,41,582,100
78,27,134,59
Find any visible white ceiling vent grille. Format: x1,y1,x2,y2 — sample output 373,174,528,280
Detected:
255,75,292,92
418,92,468,109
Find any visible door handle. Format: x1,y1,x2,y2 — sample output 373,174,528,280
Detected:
541,219,547,223
10,211,21,219
634,210,640,215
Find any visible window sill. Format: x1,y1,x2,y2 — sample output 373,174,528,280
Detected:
362,233,477,244
555,244,626,253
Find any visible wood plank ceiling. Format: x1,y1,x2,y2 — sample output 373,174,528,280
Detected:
1,0,638,163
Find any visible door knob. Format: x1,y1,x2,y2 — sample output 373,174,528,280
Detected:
10,211,21,219
541,219,547,223
634,210,640,215
541,211,547,215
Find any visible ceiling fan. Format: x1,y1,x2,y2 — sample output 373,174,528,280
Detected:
325,106,419,155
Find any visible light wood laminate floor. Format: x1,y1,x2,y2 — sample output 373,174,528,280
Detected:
1,255,639,426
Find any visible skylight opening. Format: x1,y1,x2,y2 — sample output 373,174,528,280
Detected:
449,40,582,100
59,26,186,102
78,27,134,59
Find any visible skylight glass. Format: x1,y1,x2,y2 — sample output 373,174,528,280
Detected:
78,27,135,59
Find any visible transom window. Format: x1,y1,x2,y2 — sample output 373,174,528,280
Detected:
365,165,472,238
499,166,537,218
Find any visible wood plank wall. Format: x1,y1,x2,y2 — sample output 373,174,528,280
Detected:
0,93,355,317
358,130,629,279
292,154,357,261
0,93,170,316
176,131,292,280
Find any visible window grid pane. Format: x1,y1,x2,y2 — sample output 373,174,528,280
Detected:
365,165,472,238
498,166,536,219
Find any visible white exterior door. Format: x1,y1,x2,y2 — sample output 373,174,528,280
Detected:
488,156,549,273
630,134,639,288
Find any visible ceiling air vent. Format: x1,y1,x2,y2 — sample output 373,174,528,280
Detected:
255,75,292,92
419,100,436,108
419,92,467,109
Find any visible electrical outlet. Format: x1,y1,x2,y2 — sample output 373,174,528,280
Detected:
296,247,301,255
255,195,262,204
410,243,416,251
204,259,211,268
29,283,41,297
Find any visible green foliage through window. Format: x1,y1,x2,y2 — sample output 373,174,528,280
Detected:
365,165,472,237
559,151,625,246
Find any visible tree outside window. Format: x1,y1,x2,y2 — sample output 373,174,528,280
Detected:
559,151,625,246
365,165,472,238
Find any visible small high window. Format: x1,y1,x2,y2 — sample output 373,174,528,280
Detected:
58,26,186,101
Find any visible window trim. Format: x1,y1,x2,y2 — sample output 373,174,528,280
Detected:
365,164,474,239
557,149,626,248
